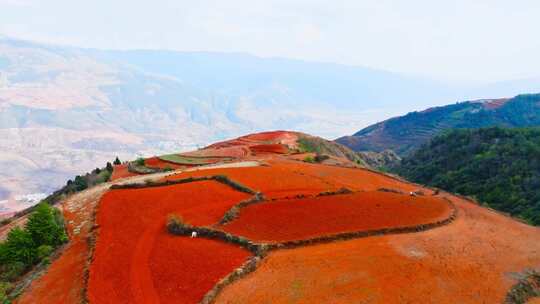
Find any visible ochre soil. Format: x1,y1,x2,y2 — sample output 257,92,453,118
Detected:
166,159,420,199
222,191,451,242
87,180,251,304
165,162,337,199
213,194,540,304
110,164,139,181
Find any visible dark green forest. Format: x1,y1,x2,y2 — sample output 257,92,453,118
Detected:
397,127,540,225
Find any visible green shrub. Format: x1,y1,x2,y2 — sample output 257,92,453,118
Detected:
26,203,66,248
0,281,11,303
506,271,540,303
0,203,67,285
303,156,315,163
0,261,25,281
37,245,53,261
135,157,145,166
4,228,35,266
106,162,114,172
314,154,330,163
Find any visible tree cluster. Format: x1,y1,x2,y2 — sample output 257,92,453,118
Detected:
397,127,540,225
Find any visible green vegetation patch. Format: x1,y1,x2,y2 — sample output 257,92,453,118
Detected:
0,203,67,302
158,154,231,165
396,127,540,225
506,271,540,304
297,136,361,164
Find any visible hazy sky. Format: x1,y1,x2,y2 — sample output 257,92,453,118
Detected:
1,0,539,84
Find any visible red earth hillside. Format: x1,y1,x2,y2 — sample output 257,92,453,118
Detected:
14,130,540,304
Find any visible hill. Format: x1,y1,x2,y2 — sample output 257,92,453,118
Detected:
396,127,540,225
337,93,540,155
0,36,452,210
1,131,539,304
2,36,540,211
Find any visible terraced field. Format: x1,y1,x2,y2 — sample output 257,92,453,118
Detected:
221,191,452,242
158,154,232,166
87,180,252,303
13,131,540,304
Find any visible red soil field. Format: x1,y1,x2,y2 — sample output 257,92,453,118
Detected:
149,234,249,304
111,164,139,181
165,163,339,199
206,131,298,150
87,181,251,304
214,194,540,304
249,144,289,154
144,156,186,170
167,159,422,199
16,237,87,303
277,159,423,193
222,191,451,242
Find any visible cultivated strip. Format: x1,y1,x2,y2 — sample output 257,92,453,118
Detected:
166,196,459,304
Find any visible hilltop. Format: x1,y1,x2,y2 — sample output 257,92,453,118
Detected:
1,131,538,304
337,93,540,155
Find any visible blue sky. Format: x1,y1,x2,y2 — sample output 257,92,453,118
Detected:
1,0,539,84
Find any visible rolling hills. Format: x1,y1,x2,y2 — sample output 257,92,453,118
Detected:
2,131,538,304
2,35,540,214
0,36,453,210
337,93,540,155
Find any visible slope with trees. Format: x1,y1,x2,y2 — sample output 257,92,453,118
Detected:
337,93,540,155
396,127,540,225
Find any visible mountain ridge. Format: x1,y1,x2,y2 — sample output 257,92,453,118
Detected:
336,93,540,155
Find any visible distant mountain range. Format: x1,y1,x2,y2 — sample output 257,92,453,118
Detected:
337,94,540,155
0,36,539,210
